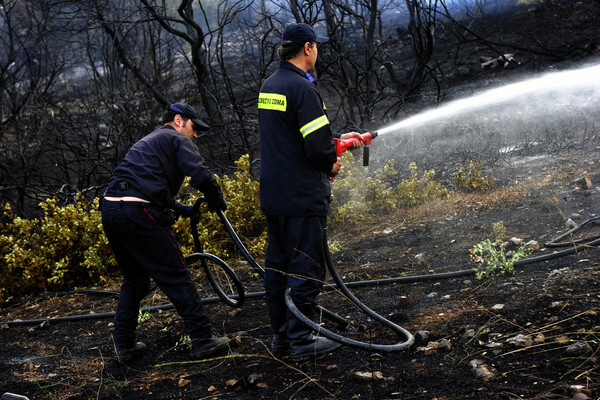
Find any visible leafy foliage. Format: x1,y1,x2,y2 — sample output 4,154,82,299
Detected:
452,159,496,192
469,221,532,279
172,154,267,260
330,153,450,226
0,155,265,301
0,196,113,301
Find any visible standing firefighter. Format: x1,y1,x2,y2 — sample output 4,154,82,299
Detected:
102,103,230,362
258,23,362,361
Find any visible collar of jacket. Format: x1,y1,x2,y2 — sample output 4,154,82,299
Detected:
279,61,313,81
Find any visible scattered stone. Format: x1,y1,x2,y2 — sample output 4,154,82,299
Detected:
397,296,409,307
383,228,393,234
534,333,546,343
1,323,9,330
228,309,241,317
226,379,238,387
442,295,451,300
354,371,384,381
414,253,426,265
573,172,592,190
468,359,496,381
555,335,571,345
509,237,523,246
439,338,452,350
565,341,592,356
491,304,505,310
416,345,437,355
463,329,475,339
463,280,472,285
507,334,533,347
551,301,563,308
524,240,540,250
485,342,503,349
565,219,578,229
427,292,438,298
416,330,431,341
178,378,191,387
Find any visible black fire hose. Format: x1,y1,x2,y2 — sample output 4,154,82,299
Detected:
186,198,245,308
544,215,600,248
202,200,415,352
285,228,415,352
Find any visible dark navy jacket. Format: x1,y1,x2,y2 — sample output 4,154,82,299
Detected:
258,61,338,216
104,125,222,213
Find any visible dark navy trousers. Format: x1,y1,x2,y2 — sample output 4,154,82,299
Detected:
101,200,212,345
263,215,328,310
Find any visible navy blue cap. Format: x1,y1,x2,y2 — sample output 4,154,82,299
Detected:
283,23,328,45
168,103,210,131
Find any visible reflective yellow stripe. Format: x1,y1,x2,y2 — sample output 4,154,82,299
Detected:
258,93,287,111
300,115,329,138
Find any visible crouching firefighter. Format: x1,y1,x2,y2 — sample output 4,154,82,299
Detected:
101,103,230,362
258,23,363,361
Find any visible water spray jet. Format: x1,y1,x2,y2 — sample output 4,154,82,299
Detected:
375,63,600,137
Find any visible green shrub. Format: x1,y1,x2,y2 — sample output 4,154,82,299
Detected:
0,196,114,301
172,154,266,260
0,155,266,301
330,154,450,226
452,159,496,192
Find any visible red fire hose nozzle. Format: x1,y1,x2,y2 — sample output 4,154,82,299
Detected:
333,131,378,166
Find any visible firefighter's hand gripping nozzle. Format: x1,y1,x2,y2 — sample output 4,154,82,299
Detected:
333,131,378,166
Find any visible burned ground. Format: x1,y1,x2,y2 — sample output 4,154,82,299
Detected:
2,1,600,398
0,149,599,400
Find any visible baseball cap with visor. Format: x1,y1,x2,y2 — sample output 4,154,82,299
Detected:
168,103,210,131
282,23,328,45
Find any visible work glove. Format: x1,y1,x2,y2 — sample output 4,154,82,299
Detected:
179,205,200,219
206,195,227,212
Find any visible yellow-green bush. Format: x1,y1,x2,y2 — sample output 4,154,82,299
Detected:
0,155,266,301
330,154,451,226
452,159,496,192
1,151,462,300
0,196,113,301
172,154,267,260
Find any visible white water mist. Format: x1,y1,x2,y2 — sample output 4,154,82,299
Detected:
377,63,600,136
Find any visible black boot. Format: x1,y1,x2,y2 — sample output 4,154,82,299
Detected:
112,338,147,362
192,336,232,359
267,302,289,355
288,304,340,362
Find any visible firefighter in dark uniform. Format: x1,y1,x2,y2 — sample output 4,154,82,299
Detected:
258,23,363,361
102,103,230,361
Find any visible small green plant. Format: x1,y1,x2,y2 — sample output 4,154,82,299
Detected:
452,159,496,192
328,239,343,254
137,310,152,327
175,334,193,352
469,221,531,279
